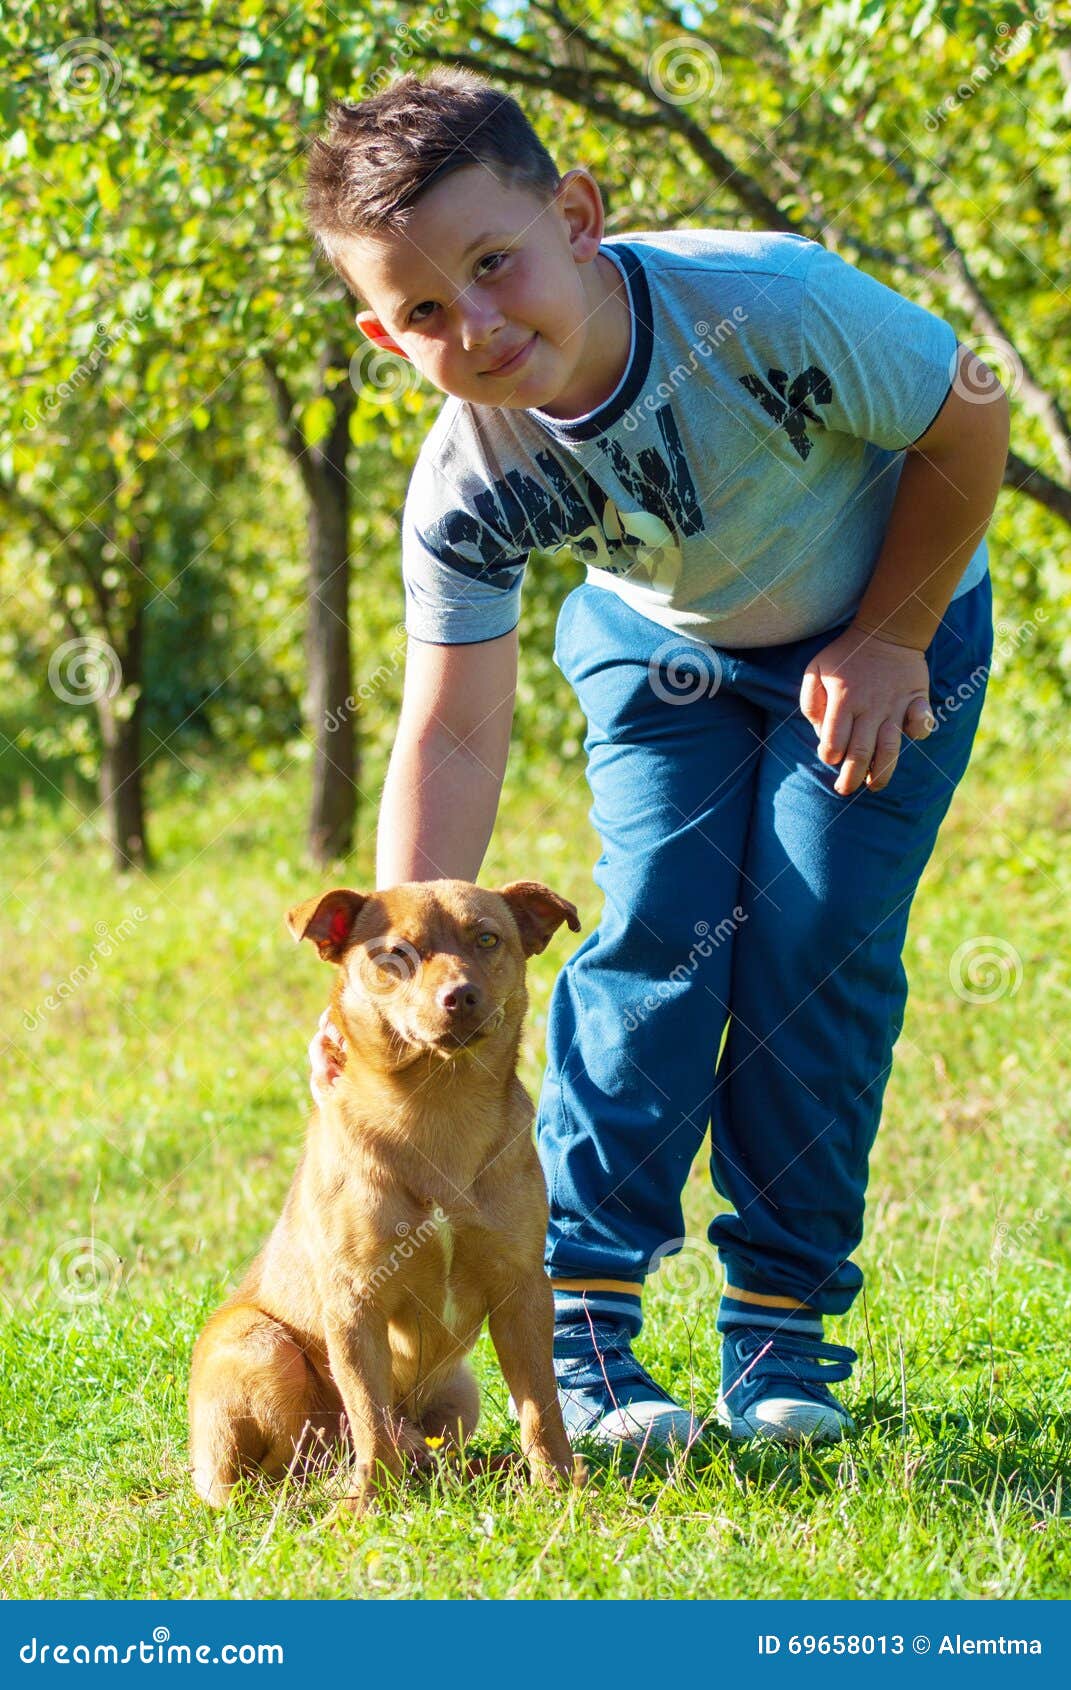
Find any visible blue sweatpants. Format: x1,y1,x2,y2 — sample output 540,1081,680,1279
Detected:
535,569,994,1314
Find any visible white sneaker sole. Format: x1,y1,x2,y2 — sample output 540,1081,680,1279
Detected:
716,1395,855,1444
512,1393,700,1451
589,1401,701,1451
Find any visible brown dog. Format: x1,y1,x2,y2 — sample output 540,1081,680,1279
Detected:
188,877,581,1514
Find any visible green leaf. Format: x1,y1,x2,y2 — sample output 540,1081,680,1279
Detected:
301,394,336,446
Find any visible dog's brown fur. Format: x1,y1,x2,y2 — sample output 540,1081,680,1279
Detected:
188,878,581,1514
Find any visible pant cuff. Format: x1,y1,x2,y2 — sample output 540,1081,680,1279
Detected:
717,1283,823,1337
551,1277,644,1339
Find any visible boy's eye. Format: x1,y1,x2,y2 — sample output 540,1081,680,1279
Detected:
407,253,508,326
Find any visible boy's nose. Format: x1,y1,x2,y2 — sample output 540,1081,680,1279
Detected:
457,295,504,351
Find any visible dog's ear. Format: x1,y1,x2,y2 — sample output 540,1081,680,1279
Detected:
496,881,582,957
285,889,370,961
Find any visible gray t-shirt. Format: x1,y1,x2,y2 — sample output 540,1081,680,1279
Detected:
400,228,988,648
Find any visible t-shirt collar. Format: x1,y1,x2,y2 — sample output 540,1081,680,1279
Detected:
526,241,655,442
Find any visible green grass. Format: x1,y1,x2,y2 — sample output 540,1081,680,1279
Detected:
1,721,1068,1599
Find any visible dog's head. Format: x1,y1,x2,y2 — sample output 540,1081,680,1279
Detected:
286,878,580,1066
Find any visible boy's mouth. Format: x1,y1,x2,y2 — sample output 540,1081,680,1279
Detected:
483,333,537,376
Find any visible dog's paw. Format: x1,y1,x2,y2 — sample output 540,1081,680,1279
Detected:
395,1421,441,1472
325,1490,373,1527
323,1458,384,1524
527,1452,585,1493
458,1451,523,1479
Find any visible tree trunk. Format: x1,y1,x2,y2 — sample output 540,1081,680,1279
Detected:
96,602,150,872
306,349,357,865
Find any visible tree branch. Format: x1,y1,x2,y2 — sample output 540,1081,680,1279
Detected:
261,352,320,504
848,126,1071,484
0,474,116,635
1002,450,1071,526
418,37,797,231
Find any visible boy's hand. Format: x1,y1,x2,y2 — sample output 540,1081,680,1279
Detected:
309,1007,346,1106
800,625,936,797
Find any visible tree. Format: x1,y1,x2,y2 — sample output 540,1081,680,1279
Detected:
263,345,357,862
414,0,1070,529
0,1,435,866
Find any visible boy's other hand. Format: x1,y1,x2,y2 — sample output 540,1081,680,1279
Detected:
309,1006,346,1106
800,627,936,797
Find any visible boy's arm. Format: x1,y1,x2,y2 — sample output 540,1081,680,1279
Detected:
309,625,518,1102
846,343,1010,651
802,344,1009,797
376,625,518,885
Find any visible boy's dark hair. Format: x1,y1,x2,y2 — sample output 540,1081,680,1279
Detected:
303,66,562,298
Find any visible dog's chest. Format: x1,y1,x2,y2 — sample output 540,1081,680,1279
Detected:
438,1216,458,1328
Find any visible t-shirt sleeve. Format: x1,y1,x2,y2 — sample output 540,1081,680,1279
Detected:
400,460,530,646
799,244,958,450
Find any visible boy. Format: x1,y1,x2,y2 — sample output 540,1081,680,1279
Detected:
301,67,1009,1448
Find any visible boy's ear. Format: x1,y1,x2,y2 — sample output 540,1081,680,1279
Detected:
355,311,410,362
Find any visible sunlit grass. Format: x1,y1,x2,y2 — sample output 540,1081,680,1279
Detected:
2,725,1068,1598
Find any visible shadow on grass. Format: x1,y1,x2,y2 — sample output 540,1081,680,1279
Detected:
228,1388,1071,1518
549,1391,1071,1515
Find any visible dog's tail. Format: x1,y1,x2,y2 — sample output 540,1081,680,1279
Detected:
190,1402,245,1508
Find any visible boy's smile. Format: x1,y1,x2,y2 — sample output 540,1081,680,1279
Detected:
335,161,631,420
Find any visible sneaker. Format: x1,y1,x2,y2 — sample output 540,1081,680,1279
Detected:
717,1324,856,1443
551,1319,700,1450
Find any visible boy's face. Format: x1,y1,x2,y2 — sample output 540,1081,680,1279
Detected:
335,161,612,412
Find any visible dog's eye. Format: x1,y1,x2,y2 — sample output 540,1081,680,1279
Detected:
365,939,421,981
476,932,500,948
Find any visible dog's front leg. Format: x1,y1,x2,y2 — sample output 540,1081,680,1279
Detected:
488,1277,576,1489
321,1302,401,1516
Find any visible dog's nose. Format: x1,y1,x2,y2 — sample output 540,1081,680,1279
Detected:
439,979,481,1014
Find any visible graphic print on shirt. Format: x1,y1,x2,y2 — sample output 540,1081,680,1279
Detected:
403,230,991,649
737,366,833,460
418,401,705,596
